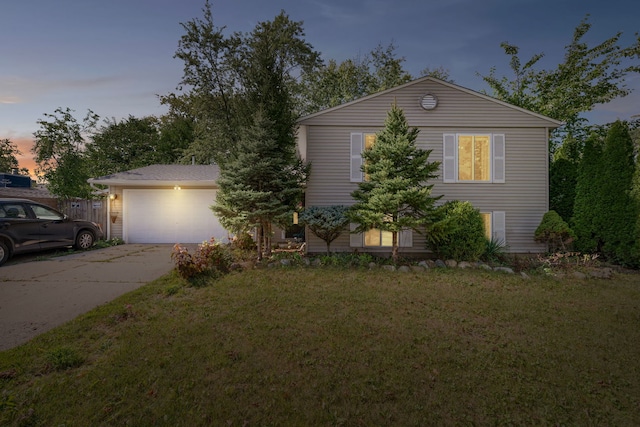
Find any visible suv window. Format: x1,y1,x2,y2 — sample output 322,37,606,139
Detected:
0,204,28,219
29,204,64,220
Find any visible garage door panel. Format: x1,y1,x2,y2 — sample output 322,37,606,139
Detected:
123,189,227,244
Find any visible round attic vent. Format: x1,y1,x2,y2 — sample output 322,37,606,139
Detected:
420,93,438,110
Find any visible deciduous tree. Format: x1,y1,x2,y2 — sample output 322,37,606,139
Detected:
32,107,98,199
299,42,412,115
480,15,640,145
0,138,29,175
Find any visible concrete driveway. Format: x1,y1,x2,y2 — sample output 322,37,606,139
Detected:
0,244,175,351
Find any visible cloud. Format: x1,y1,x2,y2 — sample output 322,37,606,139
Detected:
0,96,20,104
0,75,127,104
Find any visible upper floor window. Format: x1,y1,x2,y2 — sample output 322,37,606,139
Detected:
350,132,376,182
443,134,505,183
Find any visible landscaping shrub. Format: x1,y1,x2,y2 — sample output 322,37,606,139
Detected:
299,205,349,254
171,238,233,282
426,200,486,261
534,210,576,252
482,237,507,263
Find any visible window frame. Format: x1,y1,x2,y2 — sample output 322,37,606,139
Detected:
350,132,377,183
442,133,505,183
480,211,506,244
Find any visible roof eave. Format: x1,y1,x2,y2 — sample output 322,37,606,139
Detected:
87,178,217,187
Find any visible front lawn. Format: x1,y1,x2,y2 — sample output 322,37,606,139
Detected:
1,268,639,426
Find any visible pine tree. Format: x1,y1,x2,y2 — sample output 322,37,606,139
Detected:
348,104,441,263
212,111,308,260
600,121,638,266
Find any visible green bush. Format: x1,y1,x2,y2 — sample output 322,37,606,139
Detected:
426,200,486,261
534,210,576,252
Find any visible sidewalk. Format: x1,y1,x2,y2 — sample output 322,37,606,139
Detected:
0,244,175,351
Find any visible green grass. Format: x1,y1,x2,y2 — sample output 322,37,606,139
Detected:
1,267,640,426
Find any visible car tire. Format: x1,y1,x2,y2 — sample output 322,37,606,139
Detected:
0,241,9,266
75,230,95,250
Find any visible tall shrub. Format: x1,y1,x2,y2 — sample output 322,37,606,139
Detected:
572,134,604,253
534,210,576,252
599,121,638,266
426,201,486,262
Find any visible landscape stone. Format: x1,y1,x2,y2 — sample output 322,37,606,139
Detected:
418,260,430,269
572,271,587,279
435,259,447,268
493,266,514,274
382,265,396,271
445,259,458,268
589,268,613,279
411,265,425,272
458,261,471,269
398,266,411,273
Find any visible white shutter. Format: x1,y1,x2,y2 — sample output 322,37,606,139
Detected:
349,223,363,247
492,211,506,245
399,229,413,247
442,134,456,183
350,133,364,182
493,134,505,183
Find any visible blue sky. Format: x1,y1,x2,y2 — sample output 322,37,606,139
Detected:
1,0,638,173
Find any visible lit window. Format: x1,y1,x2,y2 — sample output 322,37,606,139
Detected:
481,213,492,240
458,135,490,181
364,228,393,247
363,134,376,181
442,134,505,183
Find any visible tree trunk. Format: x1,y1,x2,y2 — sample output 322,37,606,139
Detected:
264,222,272,256
256,225,263,261
392,231,399,264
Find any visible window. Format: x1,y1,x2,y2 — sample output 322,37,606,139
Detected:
481,213,492,240
458,135,490,181
29,204,64,220
350,132,376,182
481,211,506,244
364,228,393,247
350,223,413,248
442,134,505,183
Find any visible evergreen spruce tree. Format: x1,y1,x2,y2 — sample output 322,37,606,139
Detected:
348,104,441,263
212,111,308,260
572,134,604,253
600,121,638,266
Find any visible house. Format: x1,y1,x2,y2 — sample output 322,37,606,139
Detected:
87,164,227,244
296,76,562,255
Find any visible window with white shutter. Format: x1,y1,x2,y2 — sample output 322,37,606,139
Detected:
442,133,506,183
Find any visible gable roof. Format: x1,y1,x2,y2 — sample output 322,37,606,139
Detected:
88,164,220,187
298,76,563,127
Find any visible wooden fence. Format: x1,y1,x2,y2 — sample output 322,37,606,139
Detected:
58,199,108,239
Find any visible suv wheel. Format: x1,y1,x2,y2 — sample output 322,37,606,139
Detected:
75,231,95,250
0,241,9,266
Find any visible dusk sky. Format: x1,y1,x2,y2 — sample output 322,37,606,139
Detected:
1,0,638,175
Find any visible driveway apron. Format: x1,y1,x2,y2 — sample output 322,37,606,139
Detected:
0,244,175,351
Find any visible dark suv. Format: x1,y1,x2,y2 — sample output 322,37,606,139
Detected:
0,198,103,266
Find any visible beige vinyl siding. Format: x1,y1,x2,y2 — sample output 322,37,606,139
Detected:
300,79,559,129
304,125,548,254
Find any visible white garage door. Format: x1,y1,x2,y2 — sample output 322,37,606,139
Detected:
123,189,227,244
